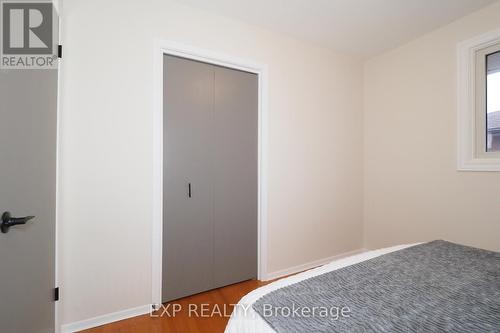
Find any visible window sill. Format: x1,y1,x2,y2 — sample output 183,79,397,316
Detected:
457,157,500,172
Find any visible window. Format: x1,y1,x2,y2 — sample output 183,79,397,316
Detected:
475,44,500,157
486,52,500,152
458,30,500,171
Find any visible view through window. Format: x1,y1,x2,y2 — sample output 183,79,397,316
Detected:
487,51,500,152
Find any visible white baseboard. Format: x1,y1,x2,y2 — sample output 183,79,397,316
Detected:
61,304,151,333
264,248,367,281
60,248,366,331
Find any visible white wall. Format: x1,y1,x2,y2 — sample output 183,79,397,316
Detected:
59,0,364,325
363,2,500,251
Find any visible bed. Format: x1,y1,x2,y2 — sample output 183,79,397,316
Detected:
225,241,500,333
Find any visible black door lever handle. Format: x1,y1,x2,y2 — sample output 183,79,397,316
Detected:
1,212,35,233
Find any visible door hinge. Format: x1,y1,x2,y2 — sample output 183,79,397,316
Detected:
58,45,63,58
54,287,60,301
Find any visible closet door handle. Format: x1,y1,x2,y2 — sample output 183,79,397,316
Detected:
188,183,192,198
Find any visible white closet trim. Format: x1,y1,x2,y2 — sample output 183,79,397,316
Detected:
152,39,269,308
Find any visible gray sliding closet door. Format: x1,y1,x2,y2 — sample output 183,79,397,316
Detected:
163,55,258,302
213,66,258,288
163,55,215,301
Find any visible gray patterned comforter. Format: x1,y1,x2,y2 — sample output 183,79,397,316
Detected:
253,240,500,332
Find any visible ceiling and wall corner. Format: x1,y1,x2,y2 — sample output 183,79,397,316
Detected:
178,0,497,58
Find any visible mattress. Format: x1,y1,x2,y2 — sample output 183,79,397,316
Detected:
225,243,418,333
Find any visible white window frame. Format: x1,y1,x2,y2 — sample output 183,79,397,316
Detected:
457,28,500,171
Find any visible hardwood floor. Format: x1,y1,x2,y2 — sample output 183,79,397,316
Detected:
80,279,271,333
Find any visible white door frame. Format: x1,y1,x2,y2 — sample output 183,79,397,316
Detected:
152,39,269,307
55,2,63,332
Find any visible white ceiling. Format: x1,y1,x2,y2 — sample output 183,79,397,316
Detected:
179,0,498,58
